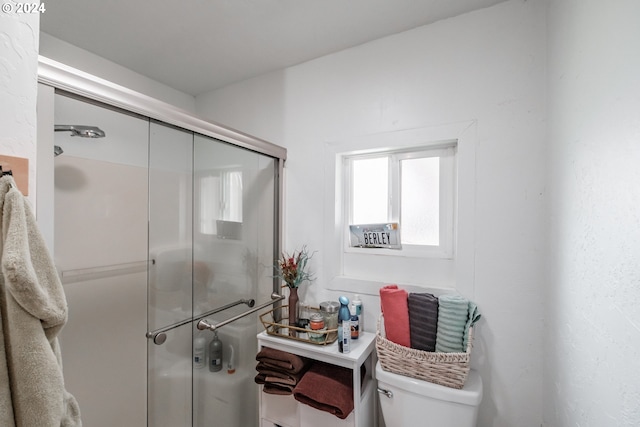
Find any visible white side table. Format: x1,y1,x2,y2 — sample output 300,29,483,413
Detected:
257,331,376,427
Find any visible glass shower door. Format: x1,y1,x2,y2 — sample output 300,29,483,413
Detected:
52,91,280,427
54,92,149,427
191,134,276,427
147,124,277,427
147,121,194,426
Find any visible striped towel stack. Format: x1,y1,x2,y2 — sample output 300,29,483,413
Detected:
379,285,482,354
435,294,471,353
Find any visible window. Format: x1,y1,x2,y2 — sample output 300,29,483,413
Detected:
344,143,456,258
324,122,475,290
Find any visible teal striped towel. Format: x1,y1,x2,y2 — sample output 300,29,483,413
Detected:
435,294,481,353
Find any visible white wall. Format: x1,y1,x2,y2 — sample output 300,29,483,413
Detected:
40,33,197,114
545,0,640,425
196,1,547,426
0,9,39,202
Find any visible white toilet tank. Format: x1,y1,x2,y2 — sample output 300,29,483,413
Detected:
375,361,482,427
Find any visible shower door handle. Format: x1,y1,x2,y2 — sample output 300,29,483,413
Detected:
146,297,257,345
197,293,285,332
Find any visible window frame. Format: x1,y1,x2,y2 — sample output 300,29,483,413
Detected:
323,121,476,293
343,142,456,259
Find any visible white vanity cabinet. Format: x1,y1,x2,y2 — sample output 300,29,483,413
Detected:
257,331,376,427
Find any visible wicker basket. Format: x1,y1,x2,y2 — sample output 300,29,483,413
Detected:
376,314,473,389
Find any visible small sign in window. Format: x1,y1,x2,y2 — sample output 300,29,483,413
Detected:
349,223,401,249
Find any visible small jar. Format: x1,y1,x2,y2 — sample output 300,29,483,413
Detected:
308,313,327,342
309,313,325,330
319,301,340,330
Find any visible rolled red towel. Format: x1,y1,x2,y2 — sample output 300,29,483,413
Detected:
379,285,411,347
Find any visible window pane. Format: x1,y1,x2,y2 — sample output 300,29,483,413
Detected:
199,175,220,235
352,157,388,224
401,157,439,245
222,170,243,222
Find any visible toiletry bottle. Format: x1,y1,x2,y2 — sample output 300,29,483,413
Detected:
350,304,359,340
194,333,206,369
297,301,310,339
352,294,363,334
209,331,223,372
338,296,351,353
227,344,235,374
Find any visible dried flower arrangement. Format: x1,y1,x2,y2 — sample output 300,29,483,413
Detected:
275,245,315,288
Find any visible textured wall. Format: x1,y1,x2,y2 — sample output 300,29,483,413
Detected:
546,0,640,425
0,8,39,200
197,2,547,426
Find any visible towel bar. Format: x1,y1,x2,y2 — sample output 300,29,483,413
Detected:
146,297,256,345
198,293,285,333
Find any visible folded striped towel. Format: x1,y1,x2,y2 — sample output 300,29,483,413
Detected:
379,285,411,347
408,293,438,352
435,294,469,353
435,295,482,353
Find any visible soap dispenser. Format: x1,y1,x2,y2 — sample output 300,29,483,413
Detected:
193,333,206,369
209,331,223,372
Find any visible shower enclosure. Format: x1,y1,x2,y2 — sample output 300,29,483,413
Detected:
52,90,282,427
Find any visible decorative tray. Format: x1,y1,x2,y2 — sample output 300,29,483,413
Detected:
259,305,338,345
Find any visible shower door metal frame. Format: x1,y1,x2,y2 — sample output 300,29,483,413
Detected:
38,57,286,161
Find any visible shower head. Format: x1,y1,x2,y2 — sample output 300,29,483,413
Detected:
55,125,106,138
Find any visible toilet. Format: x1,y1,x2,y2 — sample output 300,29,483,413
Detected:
375,361,482,426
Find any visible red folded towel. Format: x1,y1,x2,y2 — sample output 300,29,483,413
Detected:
293,362,354,419
255,362,308,387
379,285,411,347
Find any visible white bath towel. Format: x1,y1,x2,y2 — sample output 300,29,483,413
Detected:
0,176,81,426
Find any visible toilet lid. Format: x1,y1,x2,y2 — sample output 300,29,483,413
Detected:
375,361,482,406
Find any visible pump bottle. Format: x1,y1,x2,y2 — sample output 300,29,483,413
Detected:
209,331,223,372
350,304,359,340
194,333,206,369
352,294,363,334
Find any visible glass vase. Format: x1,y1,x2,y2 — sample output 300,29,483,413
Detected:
288,287,299,335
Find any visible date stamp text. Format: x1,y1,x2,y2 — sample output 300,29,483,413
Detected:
2,2,46,14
